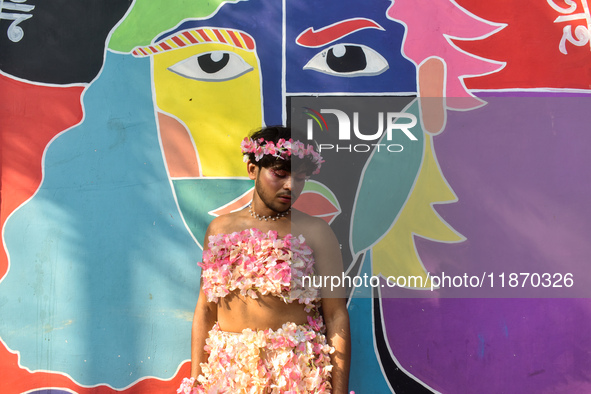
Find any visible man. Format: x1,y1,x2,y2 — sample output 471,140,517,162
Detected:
185,126,351,393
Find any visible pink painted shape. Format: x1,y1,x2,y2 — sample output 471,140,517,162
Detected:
388,0,503,109
157,112,201,178
418,57,446,135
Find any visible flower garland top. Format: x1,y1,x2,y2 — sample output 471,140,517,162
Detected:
241,137,324,175
199,228,321,311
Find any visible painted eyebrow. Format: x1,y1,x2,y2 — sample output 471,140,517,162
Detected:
296,18,384,48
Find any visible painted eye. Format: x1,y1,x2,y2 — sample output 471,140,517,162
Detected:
303,44,388,77
168,51,254,82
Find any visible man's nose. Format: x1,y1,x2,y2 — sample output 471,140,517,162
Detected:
283,175,292,190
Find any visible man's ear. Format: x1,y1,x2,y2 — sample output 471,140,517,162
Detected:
247,160,258,180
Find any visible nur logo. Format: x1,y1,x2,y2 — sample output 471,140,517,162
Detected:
304,108,418,153
304,107,329,133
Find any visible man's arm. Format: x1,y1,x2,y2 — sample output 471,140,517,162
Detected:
323,296,351,394
191,224,219,378
191,285,217,378
308,219,351,394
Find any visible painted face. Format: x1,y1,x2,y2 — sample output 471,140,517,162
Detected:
152,36,263,177
286,0,416,94
254,165,307,213
140,0,284,178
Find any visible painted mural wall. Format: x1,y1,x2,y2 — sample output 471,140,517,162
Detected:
1,0,590,393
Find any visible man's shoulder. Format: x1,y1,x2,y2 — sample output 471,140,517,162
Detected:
206,212,243,236
292,208,327,227
292,209,335,241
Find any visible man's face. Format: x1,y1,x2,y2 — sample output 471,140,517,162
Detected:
252,164,307,213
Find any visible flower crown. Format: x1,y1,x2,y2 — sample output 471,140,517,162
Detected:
241,137,324,175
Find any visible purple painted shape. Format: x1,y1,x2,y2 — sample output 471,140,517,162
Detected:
377,95,591,392
418,94,591,297
381,298,591,393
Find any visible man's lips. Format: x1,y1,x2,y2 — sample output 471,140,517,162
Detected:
278,194,291,202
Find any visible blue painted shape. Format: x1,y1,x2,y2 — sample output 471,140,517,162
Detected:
348,251,392,393
501,320,509,338
0,51,201,388
351,99,424,254
478,334,486,360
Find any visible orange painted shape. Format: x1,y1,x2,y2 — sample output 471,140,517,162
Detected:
158,112,201,178
0,339,191,394
418,57,446,135
0,75,84,281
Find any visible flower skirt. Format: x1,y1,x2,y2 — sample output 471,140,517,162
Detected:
193,321,334,393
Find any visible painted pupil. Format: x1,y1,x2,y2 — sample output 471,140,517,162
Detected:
198,53,230,74
326,45,367,73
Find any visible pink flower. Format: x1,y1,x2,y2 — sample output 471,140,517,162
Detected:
240,137,323,173
307,315,323,332
199,228,320,305
263,141,277,156
195,230,333,390
240,137,253,152
177,377,197,394
194,320,334,392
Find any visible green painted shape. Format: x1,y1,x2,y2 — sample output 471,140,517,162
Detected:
351,99,424,254
303,180,340,208
173,178,254,245
108,0,238,52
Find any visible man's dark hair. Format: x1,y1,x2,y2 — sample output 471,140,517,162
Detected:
245,126,319,176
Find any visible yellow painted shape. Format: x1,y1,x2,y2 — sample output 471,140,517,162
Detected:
373,135,464,287
153,42,262,177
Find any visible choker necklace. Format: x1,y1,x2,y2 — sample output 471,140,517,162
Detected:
249,204,290,221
